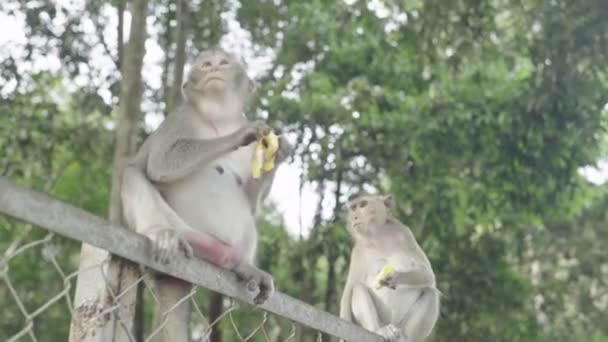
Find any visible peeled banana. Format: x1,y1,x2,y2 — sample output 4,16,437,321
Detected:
374,264,397,289
251,132,279,179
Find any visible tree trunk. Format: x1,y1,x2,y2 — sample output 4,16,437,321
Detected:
167,0,189,113
160,4,174,116
69,0,149,341
117,0,125,70
322,140,343,342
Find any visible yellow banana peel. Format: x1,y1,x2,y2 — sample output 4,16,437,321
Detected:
251,132,279,179
374,264,396,289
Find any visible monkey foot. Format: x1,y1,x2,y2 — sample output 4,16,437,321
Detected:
151,227,194,265
376,324,401,342
233,263,275,305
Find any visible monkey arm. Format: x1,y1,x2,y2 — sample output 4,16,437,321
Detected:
245,168,276,214
147,132,244,183
340,252,362,322
339,283,354,322
383,268,435,289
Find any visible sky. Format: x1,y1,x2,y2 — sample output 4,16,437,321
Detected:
1,2,607,236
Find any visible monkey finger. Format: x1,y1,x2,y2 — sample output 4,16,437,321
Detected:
158,238,168,259
254,274,274,305
254,293,267,305
170,236,179,256
159,246,170,265
240,132,257,146
380,276,398,290
251,120,272,139
161,236,174,264
180,240,193,258
254,285,271,305
154,241,164,263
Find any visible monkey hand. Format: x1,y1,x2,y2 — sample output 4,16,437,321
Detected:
374,264,397,289
238,120,272,147
233,263,275,305
150,226,194,265
375,324,401,341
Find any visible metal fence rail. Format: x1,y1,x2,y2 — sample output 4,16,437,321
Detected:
0,177,382,342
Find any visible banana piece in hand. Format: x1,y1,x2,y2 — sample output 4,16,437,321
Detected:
374,264,397,289
252,132,279,179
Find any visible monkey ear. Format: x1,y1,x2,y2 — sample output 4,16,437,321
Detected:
383,195,394,209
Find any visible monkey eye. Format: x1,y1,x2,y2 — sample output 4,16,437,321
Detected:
359,200,368,208
349,204,356,211
219,59,229,65
202,61,212,67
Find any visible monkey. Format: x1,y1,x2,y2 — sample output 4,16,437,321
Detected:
120,48,293,342
339,194,439,342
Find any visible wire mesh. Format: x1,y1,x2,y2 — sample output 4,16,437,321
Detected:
0,225,327,342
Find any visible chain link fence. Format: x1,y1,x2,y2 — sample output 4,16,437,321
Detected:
0,230,319,341
0,177,381,342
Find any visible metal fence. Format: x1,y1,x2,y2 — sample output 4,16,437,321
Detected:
0,177,382,342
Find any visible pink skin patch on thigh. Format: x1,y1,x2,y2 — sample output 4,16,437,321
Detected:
185,232,241,268
157,234,241,285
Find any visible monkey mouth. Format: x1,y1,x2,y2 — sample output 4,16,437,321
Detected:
204,77,226,85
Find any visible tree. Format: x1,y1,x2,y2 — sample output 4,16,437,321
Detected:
70,0,149,340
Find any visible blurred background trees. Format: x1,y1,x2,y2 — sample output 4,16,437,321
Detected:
1,0,607,341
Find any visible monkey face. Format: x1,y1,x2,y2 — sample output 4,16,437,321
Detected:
346,194,392,236
188,48,248,94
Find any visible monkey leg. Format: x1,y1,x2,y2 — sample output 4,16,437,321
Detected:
121,166,241,268
400,288,440,342
351,284,398,340
121,166,173,236
351,284,382,331
150,277,193,342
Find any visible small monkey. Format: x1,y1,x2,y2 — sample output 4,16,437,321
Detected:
339,194,439,342
120,48,293,341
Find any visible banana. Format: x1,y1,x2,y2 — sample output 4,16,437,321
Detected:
251,132,279,179
374,264,397,289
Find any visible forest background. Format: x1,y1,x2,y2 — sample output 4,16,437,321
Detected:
1,0,608,341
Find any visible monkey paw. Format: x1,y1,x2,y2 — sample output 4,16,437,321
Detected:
239,120,272,147
379,275,398,290
151,227,193,265
234,263,275,305
376,324,401,342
